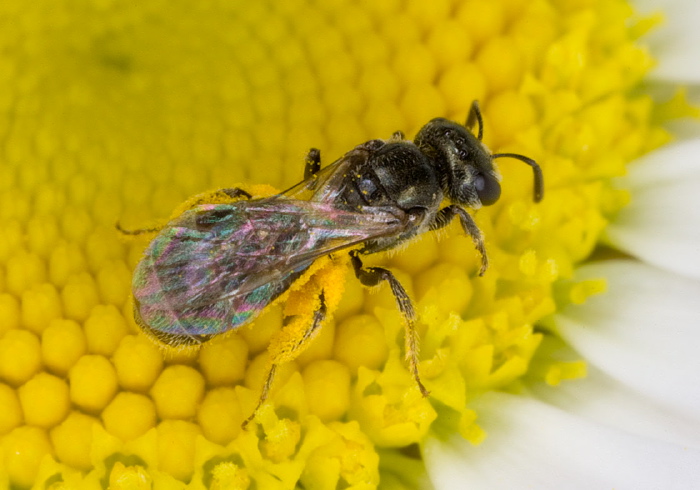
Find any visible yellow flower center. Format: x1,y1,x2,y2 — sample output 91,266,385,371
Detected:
0,0,684,487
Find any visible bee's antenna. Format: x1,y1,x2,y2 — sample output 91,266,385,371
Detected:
466,100,484,141
492,153,544,203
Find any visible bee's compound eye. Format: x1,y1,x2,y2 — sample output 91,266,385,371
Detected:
475,173,501,206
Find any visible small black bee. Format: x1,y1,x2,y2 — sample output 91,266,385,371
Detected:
125,100,543,426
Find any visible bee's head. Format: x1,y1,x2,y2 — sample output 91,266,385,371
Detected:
414,117,500,208
414,101,543,208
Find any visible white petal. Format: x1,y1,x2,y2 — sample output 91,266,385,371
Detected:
618,139,700,185
605,139,700,280
634,0,700,82
424,393,700,490
531,363,700,449
555,260,700,422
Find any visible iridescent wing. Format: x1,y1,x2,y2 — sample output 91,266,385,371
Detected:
133,197,408,342
281,139,386,202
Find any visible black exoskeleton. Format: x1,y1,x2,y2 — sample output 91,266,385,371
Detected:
305,100,543,269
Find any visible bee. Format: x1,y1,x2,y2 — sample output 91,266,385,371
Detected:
121,101,543,427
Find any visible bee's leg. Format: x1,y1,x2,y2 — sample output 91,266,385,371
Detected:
390,130,405,142
219,188,252,200
116,188,253,236
304,148,322,180
242,290,328,429
241,364,277,430
189,187,252,206
430,205,488,276
349,250,429,397
115,222,163,236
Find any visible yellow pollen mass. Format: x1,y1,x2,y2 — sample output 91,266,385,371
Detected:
108,462,153,490
0,0,675,487
209,462,251,490
302,421,380,488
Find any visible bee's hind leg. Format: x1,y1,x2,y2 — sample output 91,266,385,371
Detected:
116,187,253,237
219,188,252,200
190,187,252,206
349,250,429,397
242,290,328,429
241,364,278,430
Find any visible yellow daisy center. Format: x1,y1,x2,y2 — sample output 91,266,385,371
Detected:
0,0,683,487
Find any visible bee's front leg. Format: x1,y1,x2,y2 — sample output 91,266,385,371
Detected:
430,205,488,276
349,250,429,398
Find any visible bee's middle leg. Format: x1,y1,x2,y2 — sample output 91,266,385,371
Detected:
304,148,321,180
242,290,327,429
349,250,429,397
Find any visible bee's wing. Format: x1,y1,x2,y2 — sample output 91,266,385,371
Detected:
133,198,408,338
281,139,385,201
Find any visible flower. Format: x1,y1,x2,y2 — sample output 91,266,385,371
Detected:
423,164,700,488
423,2,700,488
0,0,695,488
